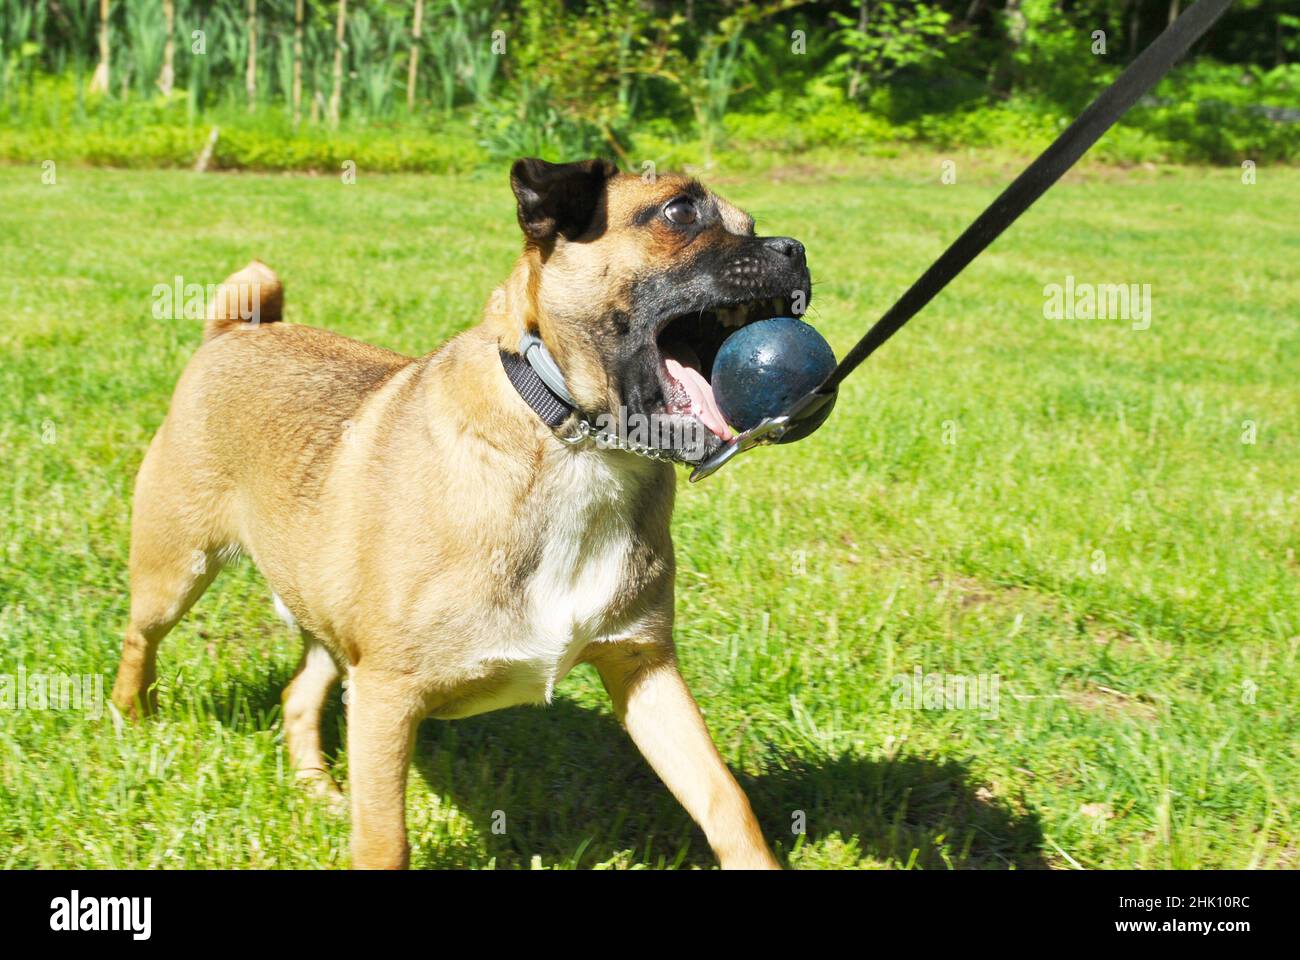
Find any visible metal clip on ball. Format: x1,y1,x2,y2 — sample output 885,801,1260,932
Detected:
688,389,837,483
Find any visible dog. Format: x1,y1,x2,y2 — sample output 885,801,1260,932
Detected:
111,157,812,869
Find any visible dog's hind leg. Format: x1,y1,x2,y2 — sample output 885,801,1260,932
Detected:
111,537,223,720
282,630,343,800
112,440,227,719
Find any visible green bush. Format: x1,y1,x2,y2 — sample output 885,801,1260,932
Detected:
474,82,613,163
720,79,914,153
1089,124,1173,166
910,103,1061,152
1126,64,1300,163
2,57,1297,173
212,125,484,174
0,75,487,173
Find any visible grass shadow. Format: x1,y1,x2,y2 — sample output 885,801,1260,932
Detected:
409,696,1049,870
198,665,1047,869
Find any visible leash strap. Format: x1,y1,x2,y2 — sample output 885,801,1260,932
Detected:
806,0,1234,402
682,0,1236,485
692,0,1234,480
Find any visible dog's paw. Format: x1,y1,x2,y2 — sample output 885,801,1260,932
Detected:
295,769,347,813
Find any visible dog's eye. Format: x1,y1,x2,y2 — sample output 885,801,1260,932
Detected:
663,197,697,226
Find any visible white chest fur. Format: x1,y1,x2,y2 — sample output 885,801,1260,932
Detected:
463,448,653,715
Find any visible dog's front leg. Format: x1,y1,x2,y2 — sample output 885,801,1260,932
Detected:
346,667,420,869
592,645,779,870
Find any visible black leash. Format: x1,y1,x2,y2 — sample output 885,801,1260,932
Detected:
690,0,1234,482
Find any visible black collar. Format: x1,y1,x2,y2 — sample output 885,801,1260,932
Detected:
499,350,573,428
499,346,678,466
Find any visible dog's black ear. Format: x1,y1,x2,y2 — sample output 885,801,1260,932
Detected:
511,157,617,243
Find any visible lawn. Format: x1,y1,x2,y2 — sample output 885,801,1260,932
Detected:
1,155,1296,869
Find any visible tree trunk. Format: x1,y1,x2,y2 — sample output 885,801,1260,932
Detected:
407,0,424,110
159,0,175,95
1167,0,1180,27
293,0,305,125
90,0,110,94
329,0,348,127
847,0,869,101
1005,0,1027,46
246,0,258,112
993,0,1025,94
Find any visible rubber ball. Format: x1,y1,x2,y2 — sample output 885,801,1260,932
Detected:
711,316,837,443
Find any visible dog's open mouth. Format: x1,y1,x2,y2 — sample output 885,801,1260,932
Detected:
656,296,793,441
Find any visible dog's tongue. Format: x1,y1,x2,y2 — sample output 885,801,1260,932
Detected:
662,342,731,441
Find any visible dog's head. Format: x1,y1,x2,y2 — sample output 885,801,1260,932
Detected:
504,157,812,464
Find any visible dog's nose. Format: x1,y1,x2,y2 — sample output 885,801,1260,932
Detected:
765,236,805,263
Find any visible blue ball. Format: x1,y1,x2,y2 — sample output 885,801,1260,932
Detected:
711,316,837,442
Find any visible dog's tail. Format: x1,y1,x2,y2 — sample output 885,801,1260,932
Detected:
204,260,283,342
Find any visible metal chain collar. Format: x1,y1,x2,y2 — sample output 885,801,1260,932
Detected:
556,417,679,464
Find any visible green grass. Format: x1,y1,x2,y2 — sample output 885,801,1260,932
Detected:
1,156,1297,869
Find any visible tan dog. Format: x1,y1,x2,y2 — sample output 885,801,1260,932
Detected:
112,158,812,869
